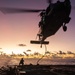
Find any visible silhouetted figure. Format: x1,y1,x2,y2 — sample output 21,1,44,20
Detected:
19,58,24,66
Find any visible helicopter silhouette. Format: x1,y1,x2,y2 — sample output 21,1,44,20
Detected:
0,0,71,46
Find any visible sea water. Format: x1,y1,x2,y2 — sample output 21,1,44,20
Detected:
0,57,75,67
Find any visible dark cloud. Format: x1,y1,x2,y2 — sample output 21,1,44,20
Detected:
26,49,31,52
18,44,26,47
0,48,2,49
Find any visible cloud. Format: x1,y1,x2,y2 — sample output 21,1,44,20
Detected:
18,44,26,47
0,48,2,49
26,49,31,52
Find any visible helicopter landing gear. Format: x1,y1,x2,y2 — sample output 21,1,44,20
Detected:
30,34,49,48
30,34,49,44
63,24,67,32
30,40,49,44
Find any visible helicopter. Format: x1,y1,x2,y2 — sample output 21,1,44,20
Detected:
0,0,71,46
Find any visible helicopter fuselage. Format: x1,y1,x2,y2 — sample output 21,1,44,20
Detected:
38,0,71,41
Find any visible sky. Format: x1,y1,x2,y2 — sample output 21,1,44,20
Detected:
0,0,75,54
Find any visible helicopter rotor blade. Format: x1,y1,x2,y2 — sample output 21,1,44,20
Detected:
0,7,45,14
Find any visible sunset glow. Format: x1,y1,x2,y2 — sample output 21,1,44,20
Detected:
0,0,75,54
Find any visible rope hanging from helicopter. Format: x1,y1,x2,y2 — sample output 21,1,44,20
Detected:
36,44,49,65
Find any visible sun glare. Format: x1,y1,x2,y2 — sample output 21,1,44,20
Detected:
1,45,45,55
